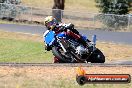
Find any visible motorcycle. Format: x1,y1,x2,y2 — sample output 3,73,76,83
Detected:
43,30,105,63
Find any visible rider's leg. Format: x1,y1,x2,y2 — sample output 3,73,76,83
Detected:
66,30,81,39
66,30,88,47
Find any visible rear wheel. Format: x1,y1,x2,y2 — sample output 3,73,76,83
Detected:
88,49,105,63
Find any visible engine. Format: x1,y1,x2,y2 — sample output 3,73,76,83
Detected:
68,39,89,59
75,45,89,59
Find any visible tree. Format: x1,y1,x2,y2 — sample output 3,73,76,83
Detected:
0,0,21,20
128,0,132,6
53,0,65,10
0,0,21,4
95,0,130,15
95,0,130,30
0,0,5,3
52,0,65,22
128,0,132,12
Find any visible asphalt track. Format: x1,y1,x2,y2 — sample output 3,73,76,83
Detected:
0,24,132,45
0,24,132,65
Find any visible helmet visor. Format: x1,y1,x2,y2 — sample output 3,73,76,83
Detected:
46,19,57,27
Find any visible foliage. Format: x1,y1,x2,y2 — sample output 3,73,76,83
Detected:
95,14,128,30
95,0,130,30
95,0,130,14
0,0,5,3
52,0,65,22
0,0,21,20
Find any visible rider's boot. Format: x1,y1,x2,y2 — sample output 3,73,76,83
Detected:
53,57,59,63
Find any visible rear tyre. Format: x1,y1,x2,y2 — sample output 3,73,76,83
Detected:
89,49,105,63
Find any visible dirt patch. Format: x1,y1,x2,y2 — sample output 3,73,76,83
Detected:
0,30,43,42
97,42,132,62
0,66,132,80
0,66,131,88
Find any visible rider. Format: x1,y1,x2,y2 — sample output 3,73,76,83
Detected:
44,16,90,62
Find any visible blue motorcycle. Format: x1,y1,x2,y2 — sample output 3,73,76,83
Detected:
43,30,105,63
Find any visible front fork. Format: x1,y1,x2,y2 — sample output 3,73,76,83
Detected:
58,41,67,53
92,35,96,51
57,38,69,53
58,38,84,63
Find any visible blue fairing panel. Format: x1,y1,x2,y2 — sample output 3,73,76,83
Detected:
45,31,55,46
57,32,66,38
82,35,87,41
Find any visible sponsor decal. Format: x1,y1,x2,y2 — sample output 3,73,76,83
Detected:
76,67,131,85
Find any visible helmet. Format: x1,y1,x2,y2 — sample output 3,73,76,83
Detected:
44,16,58,30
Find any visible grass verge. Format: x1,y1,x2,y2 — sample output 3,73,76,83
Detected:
0,30,132,63
0,30,53,63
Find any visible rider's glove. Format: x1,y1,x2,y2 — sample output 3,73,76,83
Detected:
65,23,74,30
45,45,52,51
59,26,67,32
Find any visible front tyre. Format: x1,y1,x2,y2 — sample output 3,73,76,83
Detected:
52,46,65,63
52,46,72,63
89,49,105,63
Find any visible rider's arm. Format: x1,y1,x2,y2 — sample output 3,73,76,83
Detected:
45,45,52,51
65,23,79,35
59,23,79,35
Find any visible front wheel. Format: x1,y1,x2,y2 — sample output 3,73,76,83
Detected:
88,49,105,63
52,46,73,63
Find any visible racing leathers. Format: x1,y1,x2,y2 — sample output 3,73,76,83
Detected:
44,23,90,51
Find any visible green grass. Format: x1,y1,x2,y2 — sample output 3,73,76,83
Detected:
0,38,53,63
